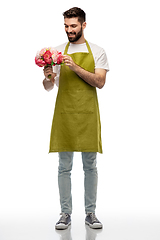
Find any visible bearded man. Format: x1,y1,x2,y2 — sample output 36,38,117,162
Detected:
43,7,109,230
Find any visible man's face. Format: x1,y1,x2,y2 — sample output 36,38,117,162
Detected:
64,17,85,43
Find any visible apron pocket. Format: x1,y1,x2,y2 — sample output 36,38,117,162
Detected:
61,90,94,114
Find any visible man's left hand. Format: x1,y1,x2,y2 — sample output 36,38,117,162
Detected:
63,55,77,71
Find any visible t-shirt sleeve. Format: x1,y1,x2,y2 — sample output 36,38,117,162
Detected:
95,48,110,71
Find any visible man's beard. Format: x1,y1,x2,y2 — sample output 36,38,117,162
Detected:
67,27,83,43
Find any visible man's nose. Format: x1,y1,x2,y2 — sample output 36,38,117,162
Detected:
68,26,73,32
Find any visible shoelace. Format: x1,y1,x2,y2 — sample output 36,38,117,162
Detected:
88,213,98,223
58,213,69,224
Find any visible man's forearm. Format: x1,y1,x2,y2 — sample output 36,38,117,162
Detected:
74,64,105,89
63,55,107,89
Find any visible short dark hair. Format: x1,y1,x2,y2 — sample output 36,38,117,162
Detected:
63,7,86,24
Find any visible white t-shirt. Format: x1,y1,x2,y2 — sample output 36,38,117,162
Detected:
44,41,109,90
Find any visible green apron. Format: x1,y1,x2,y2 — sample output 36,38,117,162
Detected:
49,40,102,153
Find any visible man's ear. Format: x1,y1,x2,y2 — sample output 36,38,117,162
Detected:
82,22,87,30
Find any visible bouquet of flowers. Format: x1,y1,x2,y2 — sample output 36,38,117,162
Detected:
35,47,64,78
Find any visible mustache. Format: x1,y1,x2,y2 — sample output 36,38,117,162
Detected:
67,32,76,36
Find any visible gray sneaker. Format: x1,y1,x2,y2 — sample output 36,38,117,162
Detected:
85,213,103,229
55,213,71,230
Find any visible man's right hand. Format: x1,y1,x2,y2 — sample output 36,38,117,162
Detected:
43,65,57,84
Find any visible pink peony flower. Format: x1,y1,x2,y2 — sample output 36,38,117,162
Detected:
49,47,57,55
35,57,47,67
39,48,47,56
57,52,63,65
36,51,41,59
52,52,58,63
43,50,52,64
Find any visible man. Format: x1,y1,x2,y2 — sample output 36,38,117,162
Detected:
43,7,109,230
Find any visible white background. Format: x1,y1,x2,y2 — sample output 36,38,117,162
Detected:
0,0,160,239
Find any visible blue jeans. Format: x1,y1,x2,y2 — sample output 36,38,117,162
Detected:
58,152,98,214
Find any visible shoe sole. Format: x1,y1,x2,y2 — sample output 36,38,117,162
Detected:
85,221,103,229
55,222,71,230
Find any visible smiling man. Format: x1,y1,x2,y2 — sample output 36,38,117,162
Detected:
43,7,109,230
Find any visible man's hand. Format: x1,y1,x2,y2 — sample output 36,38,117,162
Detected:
63,55,78,71
43,65,57,84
